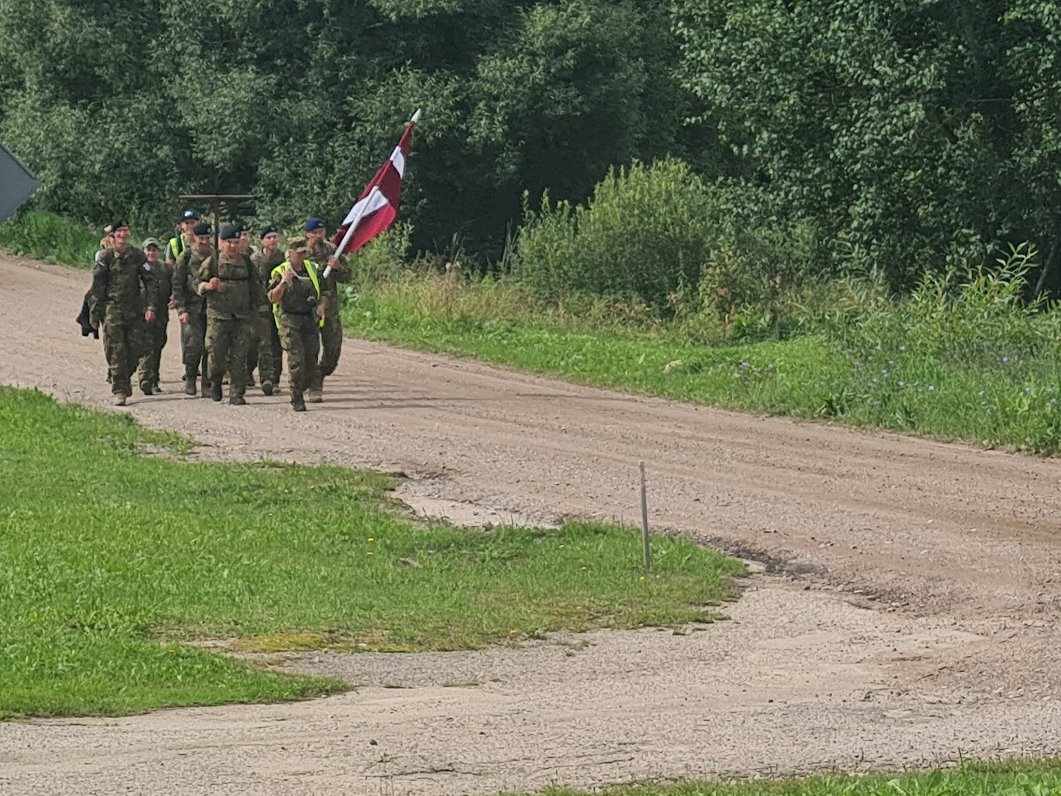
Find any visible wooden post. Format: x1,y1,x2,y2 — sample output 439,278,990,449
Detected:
178,194,255,250
640,461,651,571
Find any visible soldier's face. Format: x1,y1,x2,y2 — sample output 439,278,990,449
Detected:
180,220,196,235
220,238,241,256
288,249,306,268
262,232,279,250
306,228,325,243
113,227,131,249
194,234,212,252
238,232,250,254
145,247,160,261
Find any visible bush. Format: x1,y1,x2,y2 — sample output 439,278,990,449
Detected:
515,159,719,308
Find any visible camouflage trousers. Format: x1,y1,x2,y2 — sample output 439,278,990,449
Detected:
137,313,168,389
103,315,150,397
179,307,208,383
247,318,282,386
280,314,320,399
206,317,254,400
311,313,342,391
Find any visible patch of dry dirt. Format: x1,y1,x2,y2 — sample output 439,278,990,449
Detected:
1,253,1060,795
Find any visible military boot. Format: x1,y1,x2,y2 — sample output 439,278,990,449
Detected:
211,381,223,402
291,392,306,412
183,375,197,396
261,380,274,396
140,379,153,396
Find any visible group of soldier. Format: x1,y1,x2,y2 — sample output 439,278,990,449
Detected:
86,208,349,412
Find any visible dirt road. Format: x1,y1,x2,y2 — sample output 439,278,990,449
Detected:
1,253,1060,795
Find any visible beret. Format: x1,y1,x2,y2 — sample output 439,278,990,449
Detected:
303,216,325,232
218,223,241,241
192,222,212,236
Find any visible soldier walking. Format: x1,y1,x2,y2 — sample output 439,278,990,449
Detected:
136,238,173,394
87,222,158,406
249,225,286,395
194,223,269,405
303,216,349,402
172,222,214,396
267,236,324,412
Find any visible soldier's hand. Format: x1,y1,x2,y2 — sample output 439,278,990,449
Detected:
168,298,177,310
327,255,339,268
316,305,326,318
282,269,295,284
178,312,189,324
145,310,156,324
208,276,223,292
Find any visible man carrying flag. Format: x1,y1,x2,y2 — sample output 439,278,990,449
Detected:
305,109,419,404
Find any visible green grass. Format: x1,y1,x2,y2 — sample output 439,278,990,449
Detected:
0,385,743,718
340,273,1061,454
0,210,100,267
508,759,1061,795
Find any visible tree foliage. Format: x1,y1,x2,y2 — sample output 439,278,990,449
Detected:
0,0,700,259
673,0,1061,294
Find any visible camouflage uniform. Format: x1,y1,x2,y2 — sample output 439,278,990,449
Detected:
88,246,158,400
305,238,349,393
194,251,269,403
248,247,286,389
268,258,323,410
172,245,212,395
137,259,174,393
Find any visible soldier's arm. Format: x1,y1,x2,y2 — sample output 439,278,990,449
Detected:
139,255,159,315
192,257,216,296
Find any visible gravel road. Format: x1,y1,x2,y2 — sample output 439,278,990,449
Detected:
1,253,1059,795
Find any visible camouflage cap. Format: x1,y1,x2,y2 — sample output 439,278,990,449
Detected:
142,237,161,249
286,235,309,253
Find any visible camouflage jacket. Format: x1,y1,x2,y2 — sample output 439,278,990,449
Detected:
144,260,174,320
250,248,285,286
88,245,158,326
193,252,270,322
172,245,212,315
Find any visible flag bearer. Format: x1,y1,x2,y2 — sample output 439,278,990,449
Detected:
267,236,324,412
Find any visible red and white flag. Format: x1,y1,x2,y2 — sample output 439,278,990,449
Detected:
333,111,419,255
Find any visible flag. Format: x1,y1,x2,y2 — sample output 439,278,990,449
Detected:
333,115,417,255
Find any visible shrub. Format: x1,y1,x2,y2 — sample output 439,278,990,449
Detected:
515,158,719,308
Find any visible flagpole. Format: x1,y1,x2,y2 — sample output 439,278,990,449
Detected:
333,108,421,258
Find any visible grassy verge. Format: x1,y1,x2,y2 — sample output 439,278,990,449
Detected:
0,210,100,267
513,759,1061,795
341,274,1061,454
0,385,743,718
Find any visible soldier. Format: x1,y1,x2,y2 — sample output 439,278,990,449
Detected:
248,225,286,395
165,209,199,266
87,222,158,406
303,216,349,402
172,222,214,396
267,235,324,412
136,238,173,395
194,223,269,405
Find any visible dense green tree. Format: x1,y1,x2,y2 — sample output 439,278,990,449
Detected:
673,0,1061,294
0,0,702,261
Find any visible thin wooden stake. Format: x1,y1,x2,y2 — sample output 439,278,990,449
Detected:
640,461,651,571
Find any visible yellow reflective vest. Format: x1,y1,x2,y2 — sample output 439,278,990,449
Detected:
270,260,324,329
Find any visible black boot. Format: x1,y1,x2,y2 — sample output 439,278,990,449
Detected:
211,381,223,402
291,391,306,412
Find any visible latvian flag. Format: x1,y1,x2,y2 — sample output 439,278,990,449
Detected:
333,113,418,254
